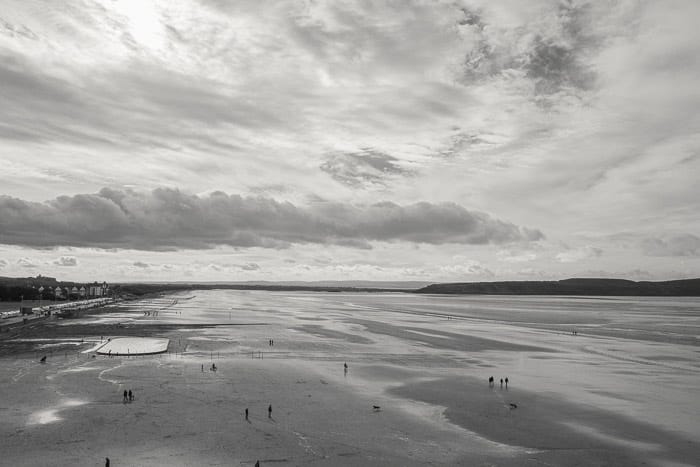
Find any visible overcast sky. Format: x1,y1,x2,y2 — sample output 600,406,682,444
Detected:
1,0,699,283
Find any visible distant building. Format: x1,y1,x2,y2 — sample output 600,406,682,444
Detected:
87,282,109,297
54,286,63,298
79,286,86,297
88,283,101,297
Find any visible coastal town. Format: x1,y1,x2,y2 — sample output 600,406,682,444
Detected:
0,276,116,321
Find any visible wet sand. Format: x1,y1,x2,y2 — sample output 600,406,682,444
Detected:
1,290,698,466
390,376,699,467
1,355,495,466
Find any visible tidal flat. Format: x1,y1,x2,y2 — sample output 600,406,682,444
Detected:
1,291,698,466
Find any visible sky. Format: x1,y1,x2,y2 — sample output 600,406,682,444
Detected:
1,0,699,283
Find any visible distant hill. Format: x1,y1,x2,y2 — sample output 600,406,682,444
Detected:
415,278,700,296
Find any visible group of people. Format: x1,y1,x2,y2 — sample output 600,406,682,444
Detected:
488,376,510,389
122,389,135,403
244,405,273,421
268,339,274,346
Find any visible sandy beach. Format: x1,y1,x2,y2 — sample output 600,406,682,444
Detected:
1,291,698,466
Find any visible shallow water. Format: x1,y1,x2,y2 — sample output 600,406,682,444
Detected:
108,291,700,445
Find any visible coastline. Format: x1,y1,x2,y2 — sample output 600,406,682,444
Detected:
1,291,698,466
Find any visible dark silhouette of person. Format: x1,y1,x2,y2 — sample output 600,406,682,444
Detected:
488,376,494,387
128,390,133,401
505,377,509,388
255,461,260,467
201,364,204,372
500,378,503,388
123,390,128,402
268,404,272,418
105,457,110,466
245,408,249,420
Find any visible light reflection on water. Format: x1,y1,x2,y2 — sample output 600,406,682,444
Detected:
100,290,700,439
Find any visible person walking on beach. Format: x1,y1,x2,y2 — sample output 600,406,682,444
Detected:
123,390,128,402
128,390,133,402
268,404,272,418
201,364,204,372
255,461,260,467
245,408,249,420
505,377,509,389
105,457,110,466
500,378,503,388
489,376,494,387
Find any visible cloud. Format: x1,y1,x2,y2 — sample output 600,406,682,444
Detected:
320,148,413,188
133,261,150,268
641,234,700,257
240,263,260,271
497,249,537,263
53,256,78,267
439,261,494,279
1,1,697,282
525,2,598,97
555,246,603,263
0,188,544,250
516,267,549,278
17,257,38,268
458,1,598,97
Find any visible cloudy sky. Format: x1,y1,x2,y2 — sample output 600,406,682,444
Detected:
1,0,699,283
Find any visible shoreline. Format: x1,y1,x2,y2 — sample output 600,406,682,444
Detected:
1,291,698,466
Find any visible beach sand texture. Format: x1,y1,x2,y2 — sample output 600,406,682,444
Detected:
1,290,698,466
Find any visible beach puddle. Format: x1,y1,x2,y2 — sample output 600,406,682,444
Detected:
28,399,87,425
